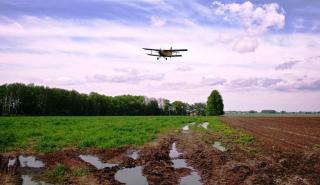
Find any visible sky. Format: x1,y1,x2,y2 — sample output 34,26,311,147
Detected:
0,0,320,112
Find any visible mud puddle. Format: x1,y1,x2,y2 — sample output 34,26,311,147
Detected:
8,158,17,167
200,122,209,129
172,159,188,168
169,142,202,185
169,142,182,158
213,141,226,152
128,150,139,160
19,155,45,168
180,171,202,185
114,166,148,185
22,174,52,185
182,125,189,133
79,155,117,169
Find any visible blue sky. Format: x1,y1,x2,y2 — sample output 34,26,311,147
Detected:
1,0,319,32
0,0,320,111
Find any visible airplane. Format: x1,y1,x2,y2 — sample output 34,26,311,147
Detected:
143,47,188,60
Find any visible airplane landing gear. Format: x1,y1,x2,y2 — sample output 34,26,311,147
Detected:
157,57,159,60
165,58,167,60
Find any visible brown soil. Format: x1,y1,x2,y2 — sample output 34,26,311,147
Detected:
0,117,319,185
220,116,320,152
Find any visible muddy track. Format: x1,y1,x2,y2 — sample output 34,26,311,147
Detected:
1,120,320,185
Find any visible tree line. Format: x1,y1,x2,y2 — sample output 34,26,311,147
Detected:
0,83,212,116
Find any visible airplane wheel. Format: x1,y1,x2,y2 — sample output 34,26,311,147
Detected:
165,58,167,60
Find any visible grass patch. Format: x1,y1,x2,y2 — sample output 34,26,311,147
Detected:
71,168,88,177
50,163,65,177
208,117,254,148
0,116,204,153
0,132,16,152
313,144,320,149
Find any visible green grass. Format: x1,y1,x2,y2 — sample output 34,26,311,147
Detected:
0,116,206,153
50,163,65,177
208,117,254,147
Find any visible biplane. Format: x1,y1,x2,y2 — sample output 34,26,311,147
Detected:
143,47,188,60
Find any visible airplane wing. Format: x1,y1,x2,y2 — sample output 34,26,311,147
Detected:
143,48,161,51
147,54,161,56
171,49,188,52
170,55,182,57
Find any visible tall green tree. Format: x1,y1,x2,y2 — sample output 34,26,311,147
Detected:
206,90,224,116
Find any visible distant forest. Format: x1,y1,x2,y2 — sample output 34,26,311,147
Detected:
0,83,206,116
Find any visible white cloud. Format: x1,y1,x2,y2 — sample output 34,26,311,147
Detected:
175,66,193,72
212,1,285,53
201,77,226,86
232,36,258,53
150,16,167,27
212,1,285,34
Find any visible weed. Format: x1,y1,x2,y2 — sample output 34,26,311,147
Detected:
208,117,255,148
50,163,65,177
71,168,87,177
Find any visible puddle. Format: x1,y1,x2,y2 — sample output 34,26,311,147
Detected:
179,171,202,185
115,166,148,185
200,122,209,129
128,150,139,160
172,159,188,168
169,142,182,158
22,175,52,185
79,155,117,169
213,141,227,152
19,156,44,168
182,125,189,133
8,158,17,167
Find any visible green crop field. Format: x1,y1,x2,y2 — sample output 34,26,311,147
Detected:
0,116,209,153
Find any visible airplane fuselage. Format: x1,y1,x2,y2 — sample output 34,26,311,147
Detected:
159,50,173,57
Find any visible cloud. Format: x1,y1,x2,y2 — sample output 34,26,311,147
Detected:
86,68,164,84
212,1,285,53
260,78,283,87
232,37,258,53
274,79,320,92
275,60,300,70
201,77,226,86
212,1,285,34
175,66,193,72
228,78,283,89
158,82,197,91
296,80,320,91
150,16,167,27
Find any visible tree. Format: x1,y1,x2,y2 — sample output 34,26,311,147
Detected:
191,103,206,116
206,90,224,116
171,101,188,115
0,83,193,116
